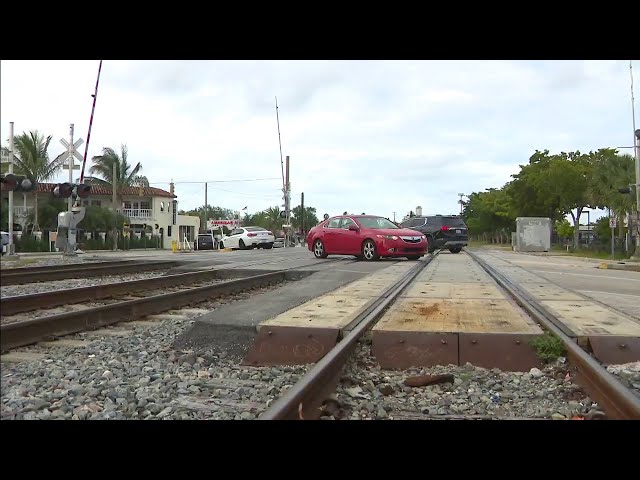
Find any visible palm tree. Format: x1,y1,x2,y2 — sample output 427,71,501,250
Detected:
262,206,283,233
89,144,149,207
11,130,67,230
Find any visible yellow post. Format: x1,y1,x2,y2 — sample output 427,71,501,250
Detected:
171,240,177,252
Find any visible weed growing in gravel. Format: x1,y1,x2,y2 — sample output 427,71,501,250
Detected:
530,332,566,363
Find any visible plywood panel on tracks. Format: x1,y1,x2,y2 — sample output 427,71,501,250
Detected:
372,291,544,371
373,298,541,334
402,282,507,300
258,262,415,331
245,262,417,366
517,284,584,301
540,300,640,337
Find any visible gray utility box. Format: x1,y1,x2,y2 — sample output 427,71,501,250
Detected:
515,217,551,252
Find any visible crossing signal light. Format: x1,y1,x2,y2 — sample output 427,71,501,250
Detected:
73,183,91,199
1,174,37,192
53,182,74,198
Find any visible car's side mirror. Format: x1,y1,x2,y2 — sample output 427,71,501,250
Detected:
348,224,359,231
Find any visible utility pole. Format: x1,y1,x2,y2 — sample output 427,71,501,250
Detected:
7,122,15,255
393,212,396,223
283,155,291,247
300,191,304,245
633,128,640,260
631,60,640,260
112,161,117,251
67,125,75,211
458,193,465,215
204,182,208,233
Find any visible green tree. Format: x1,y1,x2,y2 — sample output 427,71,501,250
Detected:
261,206,283,233
89,144,149,201
463,187,515,242
291,205,319,232
10,130,67,229
507,150,594,248
592,216,613,243
554,218,574,243
589,149,635,241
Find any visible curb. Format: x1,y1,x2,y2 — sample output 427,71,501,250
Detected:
597,262,640,272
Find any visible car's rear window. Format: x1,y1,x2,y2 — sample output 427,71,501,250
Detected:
430,216,466,227
245,227,267,232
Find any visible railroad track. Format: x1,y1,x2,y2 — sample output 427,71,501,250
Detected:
0,260,181,286
257,250,640,420
3,250,637,421
0,257,363,353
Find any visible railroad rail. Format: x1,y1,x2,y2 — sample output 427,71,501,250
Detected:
0,260,181,286
258,250,640,420
0,258,361,353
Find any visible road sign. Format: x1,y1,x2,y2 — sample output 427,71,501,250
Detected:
59,138,84,170
610,217,617,228
207,219,240,229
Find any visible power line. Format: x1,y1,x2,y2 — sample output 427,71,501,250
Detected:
148,177,280,184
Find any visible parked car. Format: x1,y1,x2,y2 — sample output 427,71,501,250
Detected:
220,226,275,250
273,237,285,248
194,233,215,250
399,214,468,253
306,214,427,261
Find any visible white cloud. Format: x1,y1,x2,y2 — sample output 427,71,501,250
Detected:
1,59,636,222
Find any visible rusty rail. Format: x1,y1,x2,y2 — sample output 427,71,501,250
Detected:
0,268,307,316
0,260,180,285
466,250,640,420
0,270,295,353
259,253,439,420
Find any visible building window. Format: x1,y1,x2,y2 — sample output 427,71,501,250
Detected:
167,226,172,237
140,201,150,210
82,200,89,206
123,201,132,209
91,200,102,207
161,202,165,212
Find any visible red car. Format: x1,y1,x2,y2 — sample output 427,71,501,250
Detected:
307,214,428,261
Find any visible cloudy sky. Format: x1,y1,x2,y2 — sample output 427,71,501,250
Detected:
1,60,637,222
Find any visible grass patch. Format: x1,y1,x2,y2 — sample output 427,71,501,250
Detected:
550,246,632,261
530,332,566,363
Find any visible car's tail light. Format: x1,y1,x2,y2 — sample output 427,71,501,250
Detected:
441,226,450,231
247,233,257,237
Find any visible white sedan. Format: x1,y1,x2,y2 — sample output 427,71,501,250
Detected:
220,226,275,250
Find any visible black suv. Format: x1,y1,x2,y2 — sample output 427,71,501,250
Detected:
194,233,215,250
399,215,468,253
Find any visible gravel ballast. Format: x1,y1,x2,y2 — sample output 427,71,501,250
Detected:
324,336,600,420
1,271,167,297
1,283,311,420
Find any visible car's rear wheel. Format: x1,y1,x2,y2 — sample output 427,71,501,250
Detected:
362,239,379,261
313,239,328,258
407,255,421,260
449,247,462,253
264,243,273,249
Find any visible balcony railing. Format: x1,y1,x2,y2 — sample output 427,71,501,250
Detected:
120,208,153,219
13,206,33,217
